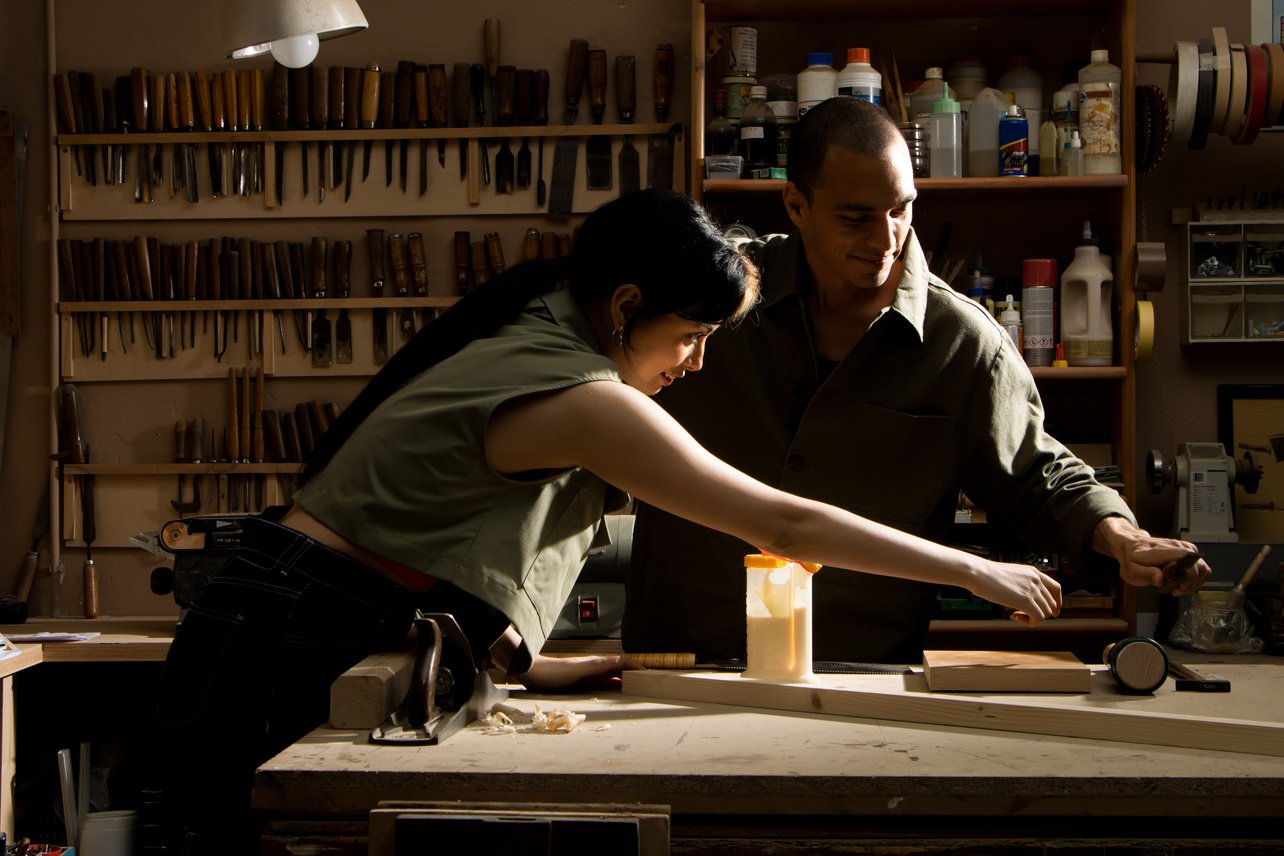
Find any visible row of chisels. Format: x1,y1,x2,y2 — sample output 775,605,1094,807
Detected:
57,226,571,365
54,33,675,208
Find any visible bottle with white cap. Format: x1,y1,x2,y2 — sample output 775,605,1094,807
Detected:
927,91,963,178
738,85,778,179
836,48,882,104
1000,295,1023,354
1077,49,1121,174
911,66,950,119
1059,129,1084,176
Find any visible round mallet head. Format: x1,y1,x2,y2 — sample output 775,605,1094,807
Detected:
1103,636,1169,694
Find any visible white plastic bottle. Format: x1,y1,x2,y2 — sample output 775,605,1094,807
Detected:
1060,221,1114,366
928,92,963,178
997,56,1044,138
797,52,837,119
836,47,881,104
911,66,950,119
1077,49,1121,175
1000,295,1023,353
1059,129,1084,176
966,87,1007,177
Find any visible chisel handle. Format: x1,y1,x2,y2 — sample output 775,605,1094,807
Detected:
588,49,607,123
270,63,290,131
83,559,99,619
452,63,471,127
227,368,240,463
428,64,449,127
395,60,415,128
130,68,149,131
360,62,381,128
654,43,675,122
388,233,409,297
195,70,214,131
54,72,78,133
496,66,516,125
328,65,346,130
236,70,252,132
252,68,266,130
290,66,310,130
414,66,430,128
533,69,550,126
252,367,265,463
311,65,329,129
408,233,428,296
344,67,362,129
565,39,588,120
484,18,501,81
17,549,38,603
616,55,636,123
367,228,386,294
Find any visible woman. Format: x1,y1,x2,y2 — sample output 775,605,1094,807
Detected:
158,190,1059,855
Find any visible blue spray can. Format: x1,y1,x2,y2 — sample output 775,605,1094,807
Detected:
998,103,1029,176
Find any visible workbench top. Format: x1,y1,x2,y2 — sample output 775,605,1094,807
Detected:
255,659,1284,822
0,616,175,662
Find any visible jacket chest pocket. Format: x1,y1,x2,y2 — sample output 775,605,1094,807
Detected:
829,403,958,526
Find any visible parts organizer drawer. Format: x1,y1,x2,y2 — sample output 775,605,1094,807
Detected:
1182,221,1284,343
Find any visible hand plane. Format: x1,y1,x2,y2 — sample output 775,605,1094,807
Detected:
370,611,508,746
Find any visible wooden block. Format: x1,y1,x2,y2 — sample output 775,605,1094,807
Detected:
622,669,1284,757
922,650,1091,693
328,651,413,729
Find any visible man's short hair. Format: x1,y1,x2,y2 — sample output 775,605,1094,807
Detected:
786,98,903,199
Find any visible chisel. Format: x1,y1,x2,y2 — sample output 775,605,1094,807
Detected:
414,64,430,197
129,68,153,202
395,60,414,192
617,55,640,195
329,65,346,192
452,63,471,181
290,66,311,196
334,239,353,363
252,68,266,195
453,231,475,295
196,70,222,199
310,237,332,367
550,39,588,215
360,62,381,182
262,238,287,354
311,65,329,203
494,65,516,193
211,70,229,197
514,68,533,188
534,68,549,205
586,49,612,189
380,69,396,187
367,228,389,364
388,232,414,342
81,450,98,619
270,64,289,204
343,66,361,201
177,71,198,203
428,64,449,171
407,232,429,331
648,43,675,190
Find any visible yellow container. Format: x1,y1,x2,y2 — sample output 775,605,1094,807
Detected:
742,553,822,683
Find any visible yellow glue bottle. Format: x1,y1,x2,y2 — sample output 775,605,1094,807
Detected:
743,553,823,683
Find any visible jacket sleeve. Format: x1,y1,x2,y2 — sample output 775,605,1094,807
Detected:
961,340,1135,572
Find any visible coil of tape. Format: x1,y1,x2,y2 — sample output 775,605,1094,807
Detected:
1189,42,1216,150
1224,44,1249,138
1263,42,1284,127
1233,44,1269,144
1171,41,1199,144
1135,299,1155,362
1211,27,1232,133
1134,241,1167,292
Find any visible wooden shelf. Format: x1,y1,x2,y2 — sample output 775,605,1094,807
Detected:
63,463,302,476
59,297,457,314
57,123,681,146
704,176,1129,195
701,0,1116,20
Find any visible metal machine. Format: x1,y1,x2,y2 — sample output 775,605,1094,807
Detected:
1148,443,1263,542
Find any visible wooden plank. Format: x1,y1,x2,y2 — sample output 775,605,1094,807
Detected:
621,669,1284,757
329,651,413,730
922,650,1091,693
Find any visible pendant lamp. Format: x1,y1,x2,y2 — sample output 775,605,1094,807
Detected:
226,0,369,68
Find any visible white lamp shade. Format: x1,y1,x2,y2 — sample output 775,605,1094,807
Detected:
226,0,368,60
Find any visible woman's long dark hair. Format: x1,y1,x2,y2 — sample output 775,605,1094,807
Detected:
298,189,757,488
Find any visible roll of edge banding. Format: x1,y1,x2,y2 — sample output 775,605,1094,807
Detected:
1224,44,1249,138
1189,41,1216,150
1134,241,1167,291
1265,42,1284,127
1135,299,1155,361
1171,41,1199,144
1210,27,1232,133
1233,44,1269,144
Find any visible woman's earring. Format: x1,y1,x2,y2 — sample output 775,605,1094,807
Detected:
612,326,624,346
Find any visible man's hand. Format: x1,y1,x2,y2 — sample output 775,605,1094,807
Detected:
1091,516,1210,596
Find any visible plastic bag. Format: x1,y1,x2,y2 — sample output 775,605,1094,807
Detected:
1168,600,1263,654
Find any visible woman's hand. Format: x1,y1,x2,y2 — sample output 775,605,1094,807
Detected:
968,560,1063,626
516,653,645,693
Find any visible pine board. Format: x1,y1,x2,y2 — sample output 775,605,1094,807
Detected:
621,669,1284,757
922,650,1092,692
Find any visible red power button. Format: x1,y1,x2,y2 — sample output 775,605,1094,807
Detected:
578,595,599,625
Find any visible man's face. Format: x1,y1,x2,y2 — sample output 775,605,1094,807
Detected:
783,141,916,291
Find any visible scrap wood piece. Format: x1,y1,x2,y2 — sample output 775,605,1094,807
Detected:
621,669,1284,758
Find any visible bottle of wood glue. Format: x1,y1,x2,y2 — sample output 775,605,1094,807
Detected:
1060,220,1114,365
1000,294,1023,353
743,553,821,683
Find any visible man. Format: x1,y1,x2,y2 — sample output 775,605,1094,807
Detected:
623,97,1207,664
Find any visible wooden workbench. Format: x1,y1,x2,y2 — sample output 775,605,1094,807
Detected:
256,658,1284,855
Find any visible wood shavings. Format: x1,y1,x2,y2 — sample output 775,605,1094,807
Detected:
471,702,589,736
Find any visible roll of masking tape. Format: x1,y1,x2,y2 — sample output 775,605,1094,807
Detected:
1171,41,1200,145
1135,299,1155,361
1223,44,1249,138
1134,241,1167,292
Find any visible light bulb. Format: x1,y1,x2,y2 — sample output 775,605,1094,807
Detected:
270,33,319,68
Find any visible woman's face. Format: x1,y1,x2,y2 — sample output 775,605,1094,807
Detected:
613,313,718,396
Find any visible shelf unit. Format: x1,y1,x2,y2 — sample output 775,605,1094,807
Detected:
691,0,1139,636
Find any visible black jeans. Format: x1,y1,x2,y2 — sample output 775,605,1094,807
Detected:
156,510,507,856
